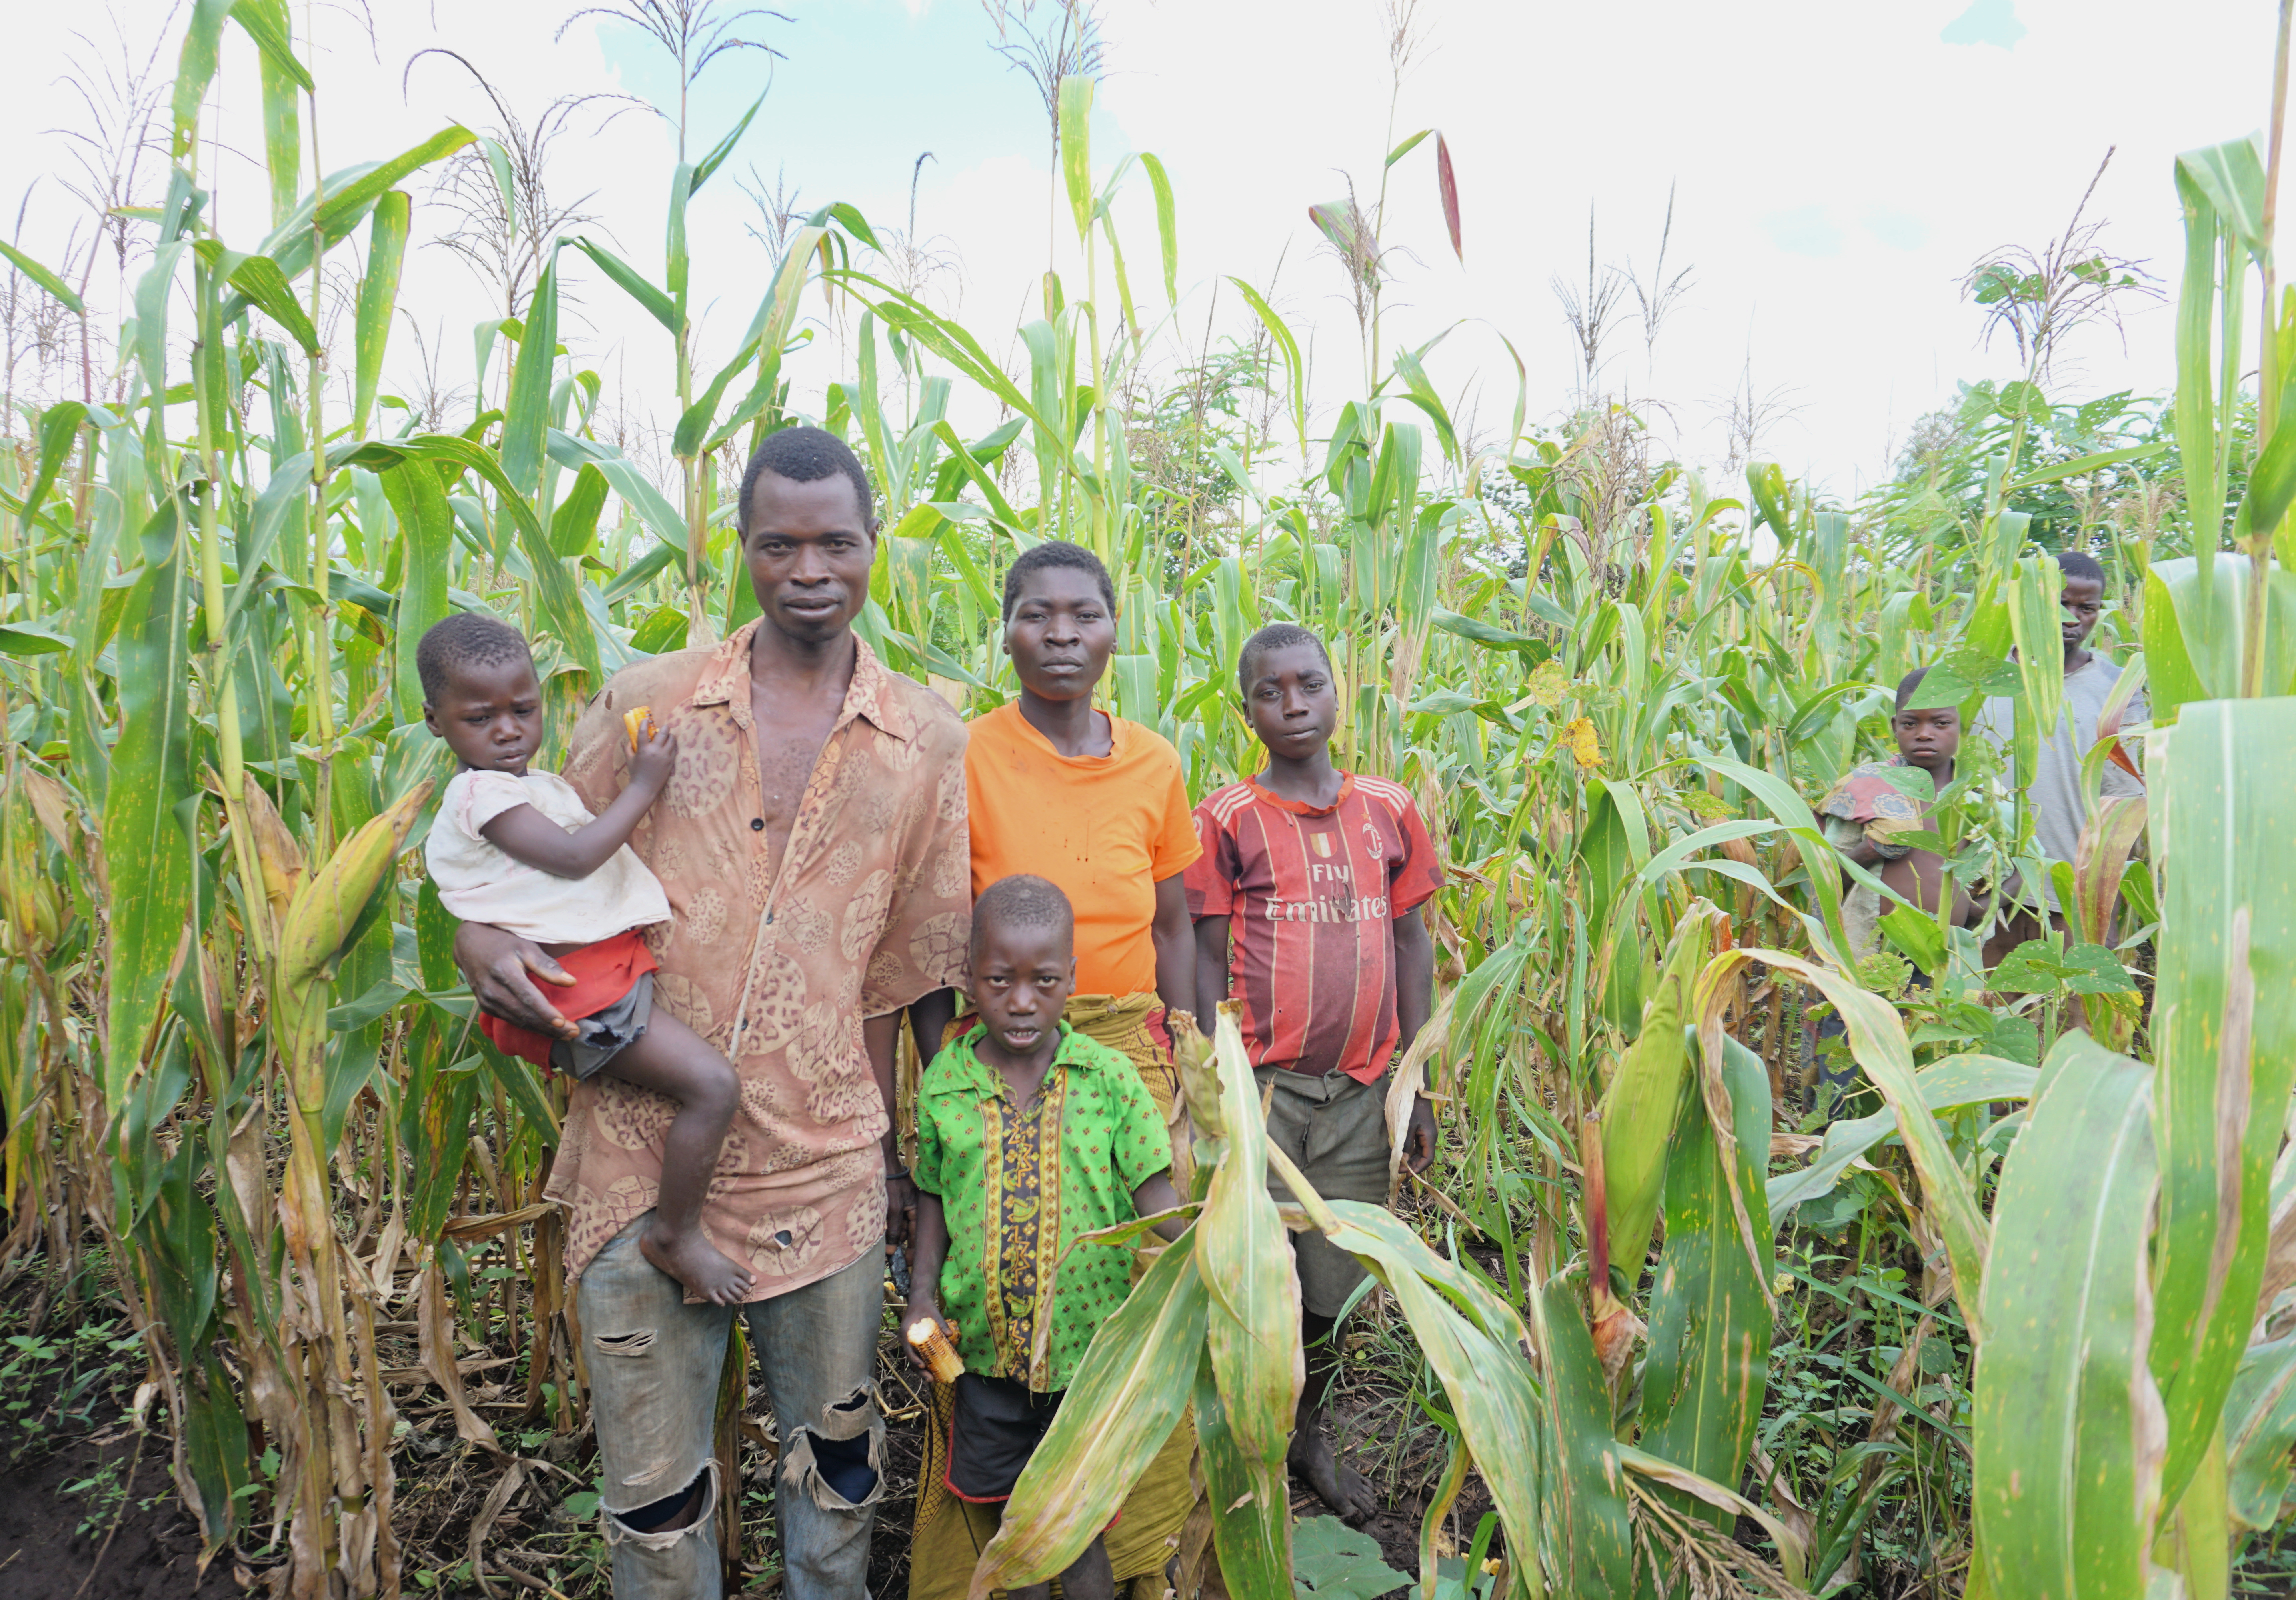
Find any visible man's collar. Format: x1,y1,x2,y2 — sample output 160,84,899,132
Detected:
685,620,916,741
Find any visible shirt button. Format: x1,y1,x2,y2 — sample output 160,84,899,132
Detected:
751,817,765,832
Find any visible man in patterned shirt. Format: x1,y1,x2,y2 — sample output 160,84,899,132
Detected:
456,427,968,1600
1186,623,1442,1525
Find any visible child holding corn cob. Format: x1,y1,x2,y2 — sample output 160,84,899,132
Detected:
903,875,1185,1600
418,613,753,1306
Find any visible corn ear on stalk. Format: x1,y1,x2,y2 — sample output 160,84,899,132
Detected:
1597,898,1724,1287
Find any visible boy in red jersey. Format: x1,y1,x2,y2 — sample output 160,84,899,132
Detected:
1185,623,1442,1524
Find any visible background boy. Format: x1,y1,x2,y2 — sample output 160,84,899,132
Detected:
1977,548,2146,961
1184,622,1443,1524
420,613,750,1305
905,876,1184,1600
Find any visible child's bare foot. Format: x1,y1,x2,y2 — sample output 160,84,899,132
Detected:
1289,1420,1378,1524
641,1223,755,1305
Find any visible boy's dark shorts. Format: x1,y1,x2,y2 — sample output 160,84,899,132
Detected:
1257,1066,1393,1318
946,1374,1063,1502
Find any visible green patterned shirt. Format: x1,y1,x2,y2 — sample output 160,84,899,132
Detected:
915,1022,1171,1392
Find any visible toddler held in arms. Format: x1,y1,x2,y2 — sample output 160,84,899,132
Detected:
417,613,752,1306
904,876,1186,1600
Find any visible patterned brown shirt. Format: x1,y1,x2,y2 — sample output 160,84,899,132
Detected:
542,625,971,1294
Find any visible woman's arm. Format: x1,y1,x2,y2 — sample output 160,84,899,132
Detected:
453,922,581,1037
478,725,676,879
1151,872,1195,1023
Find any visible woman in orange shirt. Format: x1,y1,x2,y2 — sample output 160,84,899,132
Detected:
909,540,1200,1600
963,540,1200,1120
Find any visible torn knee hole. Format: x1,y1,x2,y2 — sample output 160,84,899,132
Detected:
781,1390,883,1508
593,1329,656,1356
604,1464,716,1548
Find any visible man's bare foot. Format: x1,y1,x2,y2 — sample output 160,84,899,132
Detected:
1289,1419,1378,1524
641,1224,755,1305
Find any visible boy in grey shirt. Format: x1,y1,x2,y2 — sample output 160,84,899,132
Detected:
1977,549,2145,961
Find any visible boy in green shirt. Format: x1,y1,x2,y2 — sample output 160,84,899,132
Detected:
905,875,1185,1600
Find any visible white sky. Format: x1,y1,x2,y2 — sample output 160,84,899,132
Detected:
0,0,2287,503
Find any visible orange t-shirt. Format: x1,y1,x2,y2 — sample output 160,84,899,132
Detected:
965,701,1203,995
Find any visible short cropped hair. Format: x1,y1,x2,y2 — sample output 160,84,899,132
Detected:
417,612,531,704
1002,540,1116,621
1236,622,1332,698
1895,666,1934,712
2056,549,2107,586
739,424,876,533
971,873,1074,957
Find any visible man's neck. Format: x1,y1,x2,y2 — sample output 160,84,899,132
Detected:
1257,748,1342,806
2063,644,2092,675
750,620,857,692
1017,688,1106,757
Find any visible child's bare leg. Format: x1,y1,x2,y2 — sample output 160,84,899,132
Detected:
598,1010,753,1304
1004,1535,1110,1600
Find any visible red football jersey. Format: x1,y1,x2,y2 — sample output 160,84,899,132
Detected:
1185,772,1443,1083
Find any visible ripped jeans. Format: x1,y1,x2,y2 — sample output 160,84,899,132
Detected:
580,1215,885,1600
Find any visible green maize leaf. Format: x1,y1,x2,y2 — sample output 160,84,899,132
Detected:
1315,1202,1540,1600
971,1229,1208,1597
1597,902,1719,1286
1715,949,1991,1339
569,236,677,332
2010,553,2067,751
1769,1053,2038,1219
241,0,305,227
1193,1006,1300,1588
1059,75,1095,244
182,1357,250,1552
1386,128,1433,167
1524,1269,1634,1598
1637,1025,1771,1534
1972,1031,2160,1599
2142,567,2206,724
551,463,609,559
2173,166,2228,574
2178,138,2269,259
666,162,691,298
1139,152,1178,303
2240,410,2296,539
548,430,686,554
2005,438,2171,493
379,457,454,725
1193,1344,1292,1600
1693,754,1856,965
0,240,86,317
312,125,477,246
2224,1334,2296,1532
102,499,195,1108
2149,698,2296,1518
20,401,88,539
679,225,823,459
352,193,409,436
171,0,232,156
334,434,599,681
1227,276,1307,464
0,622,75,657
228,0,311,91
500,251,558,495
691,87,768,195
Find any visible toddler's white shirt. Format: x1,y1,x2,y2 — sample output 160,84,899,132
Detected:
426,768,672,945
